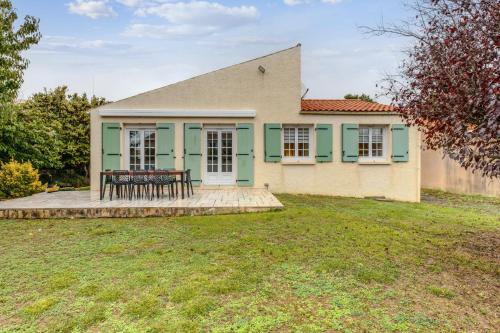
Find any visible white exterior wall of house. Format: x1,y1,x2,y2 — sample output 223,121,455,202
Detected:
90,45,421,202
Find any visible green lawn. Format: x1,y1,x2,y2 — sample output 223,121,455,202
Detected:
0,191,498,332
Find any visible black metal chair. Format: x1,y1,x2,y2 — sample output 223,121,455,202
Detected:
130,170,151,200
175,169,194,197
186,169,194,196
101,169,112,199
150,170,175,199
109,170,130,201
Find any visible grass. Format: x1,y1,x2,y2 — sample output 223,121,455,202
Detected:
0,189,498,332
427,285,456,299
22,297,59,318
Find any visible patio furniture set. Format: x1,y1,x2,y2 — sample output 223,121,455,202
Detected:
99,169,194,201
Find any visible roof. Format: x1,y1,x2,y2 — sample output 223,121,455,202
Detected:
301,99,394,113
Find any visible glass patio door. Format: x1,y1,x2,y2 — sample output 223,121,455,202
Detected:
205,128,235,185
126,128,156,170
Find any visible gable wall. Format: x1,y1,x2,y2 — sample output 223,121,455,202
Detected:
102,46,301,112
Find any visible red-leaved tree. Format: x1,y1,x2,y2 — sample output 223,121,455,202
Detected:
365,0,499,177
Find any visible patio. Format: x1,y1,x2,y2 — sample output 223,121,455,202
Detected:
0,189,283,219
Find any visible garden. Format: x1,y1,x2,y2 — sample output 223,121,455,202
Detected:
0,190,498,332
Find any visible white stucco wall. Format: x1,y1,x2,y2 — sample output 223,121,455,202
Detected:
422,147,499,197
90,45,421,202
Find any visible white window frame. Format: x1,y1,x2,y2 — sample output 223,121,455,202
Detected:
282,125,314,162
358,125,388,162
124,125,157,170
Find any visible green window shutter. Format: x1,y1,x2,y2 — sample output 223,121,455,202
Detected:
236,123,254,186
391,124,409,162
102,122,121,170
264,123,281,162
342,123,359,162
184,123,202,185
156,123,175,169
316,124,333,162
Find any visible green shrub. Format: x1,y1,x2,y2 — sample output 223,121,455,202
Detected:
0,160,46,198
58,186,75,191
53,170,89,188
76,186,90,191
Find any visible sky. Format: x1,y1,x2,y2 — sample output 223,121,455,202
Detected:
14,0,414,103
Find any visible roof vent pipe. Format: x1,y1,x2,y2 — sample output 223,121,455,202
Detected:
301,88,309,99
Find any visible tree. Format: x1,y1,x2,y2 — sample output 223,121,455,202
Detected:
363,0,499,177
0,103,63,169
21,86,107,177
0,0,41,105
344,93,375,102
0,0,57,170
0,1,107,183
0,87,107,176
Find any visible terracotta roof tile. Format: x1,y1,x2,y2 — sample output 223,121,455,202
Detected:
301,99,394,113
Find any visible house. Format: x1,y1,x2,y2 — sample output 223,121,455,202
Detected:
90,44,421,202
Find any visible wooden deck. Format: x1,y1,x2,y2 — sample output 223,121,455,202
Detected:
0,189,283,219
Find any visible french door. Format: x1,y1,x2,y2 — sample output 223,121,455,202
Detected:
126,128,156,170
205,128,236,185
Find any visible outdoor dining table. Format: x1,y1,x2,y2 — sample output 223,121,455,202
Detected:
99,170,187,200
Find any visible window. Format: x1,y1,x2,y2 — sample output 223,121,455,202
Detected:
207,130,218,173
144,129,156,170
359,126,387,160
129,130,141,170
126,128,156,170
221,131,233,173
283,126,312,160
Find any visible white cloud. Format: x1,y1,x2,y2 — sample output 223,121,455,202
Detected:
115,0,144,7
67,0,117,19
123,23,218,38
283,0,342,5
79,39,128,49
135,1,259,26
283,0,311,5
36,36,131,53
124,1,259,38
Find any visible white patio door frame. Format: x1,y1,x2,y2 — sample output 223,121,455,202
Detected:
124,126,156,170
203,126,236,185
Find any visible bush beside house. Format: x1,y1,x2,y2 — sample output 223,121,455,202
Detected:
0,160,46,199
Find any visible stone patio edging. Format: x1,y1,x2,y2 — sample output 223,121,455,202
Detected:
0,206,283,219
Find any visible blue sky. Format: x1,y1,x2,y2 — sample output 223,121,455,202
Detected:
15,0,412,102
